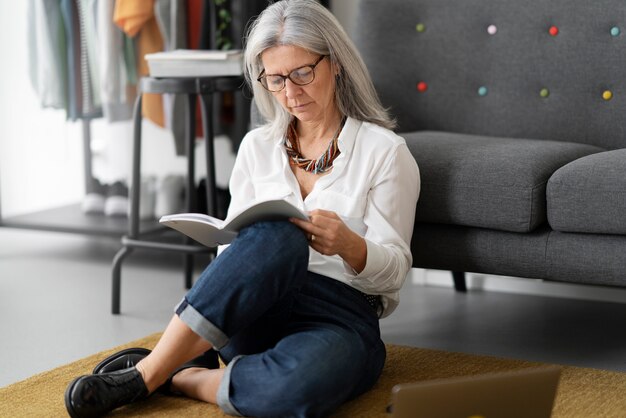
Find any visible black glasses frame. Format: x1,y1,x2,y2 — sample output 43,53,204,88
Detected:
257,55,327,92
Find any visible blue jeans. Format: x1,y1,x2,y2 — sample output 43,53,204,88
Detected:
175,221,386,418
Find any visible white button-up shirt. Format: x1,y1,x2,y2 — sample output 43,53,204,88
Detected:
224,117,420,317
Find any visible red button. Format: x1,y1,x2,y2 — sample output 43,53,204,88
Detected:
549,26,559,36
417,81,428,92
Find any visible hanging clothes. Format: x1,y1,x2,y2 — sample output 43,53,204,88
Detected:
59,0,81,119
186,0,207,142
155,0,188,155
75,0,102,117
96,0,135,122
114,0,165,127
28,0,136,121
155,0,187,50
60,0,103,120
27,0,68,111
187,0,203,50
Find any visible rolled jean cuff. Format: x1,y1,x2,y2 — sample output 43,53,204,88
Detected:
174,298,229,350
217,355,244,416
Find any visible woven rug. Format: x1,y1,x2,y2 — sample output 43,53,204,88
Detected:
2,333,625,417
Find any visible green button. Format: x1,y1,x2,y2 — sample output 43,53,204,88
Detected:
540,88,550,98
416,23,426,33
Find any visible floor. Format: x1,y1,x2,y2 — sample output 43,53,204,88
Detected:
2,226,626,388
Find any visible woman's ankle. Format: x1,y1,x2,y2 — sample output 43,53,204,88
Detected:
136,358,167,394
171,367,224,403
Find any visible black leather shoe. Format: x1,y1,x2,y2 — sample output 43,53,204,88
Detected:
160,350,220,396
65,367,149,418
92,347,152,374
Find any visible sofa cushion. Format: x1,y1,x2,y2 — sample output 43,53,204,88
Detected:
404,131,603,232
547,149,626,235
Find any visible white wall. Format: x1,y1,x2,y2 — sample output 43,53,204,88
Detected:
0,1,84,217
0,2,234,218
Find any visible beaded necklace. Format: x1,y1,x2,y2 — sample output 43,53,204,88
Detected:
284,117,346,174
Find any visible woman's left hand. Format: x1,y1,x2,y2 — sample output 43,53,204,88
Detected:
290,209,367,273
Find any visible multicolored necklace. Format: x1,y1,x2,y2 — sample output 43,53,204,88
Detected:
284,117,346,174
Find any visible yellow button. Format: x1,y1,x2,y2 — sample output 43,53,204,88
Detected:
603,90,613,101
416,23,426,33
540,88,550,98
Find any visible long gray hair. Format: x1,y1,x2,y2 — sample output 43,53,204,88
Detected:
244,0,396,139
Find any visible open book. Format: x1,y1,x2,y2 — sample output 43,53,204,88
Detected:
159,199,309,247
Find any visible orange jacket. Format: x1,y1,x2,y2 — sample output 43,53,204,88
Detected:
114,0,164,127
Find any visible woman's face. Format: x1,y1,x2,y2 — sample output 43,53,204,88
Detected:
260,45,338,125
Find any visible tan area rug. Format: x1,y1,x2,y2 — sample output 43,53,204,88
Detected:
2,332,625,417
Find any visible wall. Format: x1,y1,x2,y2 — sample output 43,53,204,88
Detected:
0,1,85,217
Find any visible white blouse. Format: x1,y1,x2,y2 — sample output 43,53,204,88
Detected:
224,117,420,317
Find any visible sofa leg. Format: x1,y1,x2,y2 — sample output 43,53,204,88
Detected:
452,271,467,292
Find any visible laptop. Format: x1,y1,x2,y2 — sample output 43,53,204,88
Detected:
390,366,561,418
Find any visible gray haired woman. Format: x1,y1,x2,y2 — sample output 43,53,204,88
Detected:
65,1,419,417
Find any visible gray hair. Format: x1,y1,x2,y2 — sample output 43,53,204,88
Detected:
243,0,396,139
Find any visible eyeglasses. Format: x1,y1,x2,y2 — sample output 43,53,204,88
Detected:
257,55,327,92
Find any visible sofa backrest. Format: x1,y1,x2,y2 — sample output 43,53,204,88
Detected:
352,0,626,150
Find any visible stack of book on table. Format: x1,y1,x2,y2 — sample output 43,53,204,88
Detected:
145,49,243,78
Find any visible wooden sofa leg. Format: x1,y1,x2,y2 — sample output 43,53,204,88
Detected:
452,271,467,292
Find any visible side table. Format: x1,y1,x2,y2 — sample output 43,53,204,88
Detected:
111,76,245,314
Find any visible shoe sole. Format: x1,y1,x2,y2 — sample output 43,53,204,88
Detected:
92,347,152,374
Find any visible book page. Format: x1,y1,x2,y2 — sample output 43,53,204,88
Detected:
224,199,308,232
159,213,236,247
159,199,308,248
160,213,225,228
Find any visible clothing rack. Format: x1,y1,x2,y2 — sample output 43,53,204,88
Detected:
0,118,161,237
0,0,267,236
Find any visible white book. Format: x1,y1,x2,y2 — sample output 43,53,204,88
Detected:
159,199,309,247
145,49,244,77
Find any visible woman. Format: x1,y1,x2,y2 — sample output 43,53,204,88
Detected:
65,1,419,417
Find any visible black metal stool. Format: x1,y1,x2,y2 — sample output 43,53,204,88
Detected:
111,76,244,314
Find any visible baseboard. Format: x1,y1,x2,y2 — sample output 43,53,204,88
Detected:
410,268,626,305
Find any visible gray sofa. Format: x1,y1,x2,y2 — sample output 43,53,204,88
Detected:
353,0,626,289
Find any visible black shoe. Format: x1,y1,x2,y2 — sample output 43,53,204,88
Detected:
92,347,152,374
160,350,220,396
65,367,149,418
